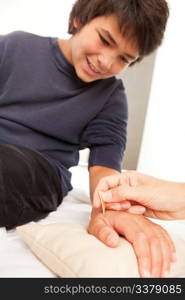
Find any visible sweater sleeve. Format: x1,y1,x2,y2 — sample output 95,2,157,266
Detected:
80,80,128,172
0,32,14,66
0,31,27,66
0,31,19,73
0,34,6,66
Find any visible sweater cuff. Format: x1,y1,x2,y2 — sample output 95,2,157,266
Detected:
88,144,124,172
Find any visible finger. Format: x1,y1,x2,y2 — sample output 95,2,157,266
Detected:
103,174,123,189
127,205,146,214
152,224,173,277
133,232,152,278
111,213,152,278
156,227,177,276
132,218,162,277
93,175,121,208
106,202,146,215
162,229,177,263
105,201,131,211
102,186,128,203
143,208,168,219
160,236,171,278
150,236,163,277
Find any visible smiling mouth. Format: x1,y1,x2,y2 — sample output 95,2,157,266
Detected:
87,57,102,74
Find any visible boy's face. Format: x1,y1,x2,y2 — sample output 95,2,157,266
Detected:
63,15,139,83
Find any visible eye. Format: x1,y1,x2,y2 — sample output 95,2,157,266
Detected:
99,33,110,46
120,56,129,64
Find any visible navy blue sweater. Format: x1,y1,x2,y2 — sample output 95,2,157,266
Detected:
0,31,128,194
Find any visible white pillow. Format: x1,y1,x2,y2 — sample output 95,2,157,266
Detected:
17,222,185,278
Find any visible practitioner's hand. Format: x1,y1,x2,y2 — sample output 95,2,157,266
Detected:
93,171,146,215
93,171,185,220
88,208,176,278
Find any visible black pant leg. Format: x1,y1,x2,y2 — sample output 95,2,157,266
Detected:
0,144,63,229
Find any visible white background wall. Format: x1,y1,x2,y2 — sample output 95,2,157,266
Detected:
138,0,185,181
118,52,156,169
0,0,74,37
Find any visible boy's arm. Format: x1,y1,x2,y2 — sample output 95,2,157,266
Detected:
89,165,120,202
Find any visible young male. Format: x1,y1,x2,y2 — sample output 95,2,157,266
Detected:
0,0,171,277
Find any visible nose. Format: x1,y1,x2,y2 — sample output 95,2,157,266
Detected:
97,54,115,72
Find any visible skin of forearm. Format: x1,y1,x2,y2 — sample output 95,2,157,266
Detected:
89,165,120,202
171,182,185,210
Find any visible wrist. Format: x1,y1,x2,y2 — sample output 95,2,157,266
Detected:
166,181,185,212
177,182,185,204
91,206,102,218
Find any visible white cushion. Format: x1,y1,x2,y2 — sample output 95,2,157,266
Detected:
17,222,185,278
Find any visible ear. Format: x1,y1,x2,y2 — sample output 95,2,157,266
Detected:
73,17,80,29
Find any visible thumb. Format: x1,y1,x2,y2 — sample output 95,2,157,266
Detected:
99,225,120,248
88,221,119,248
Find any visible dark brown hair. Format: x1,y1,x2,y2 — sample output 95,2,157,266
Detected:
68,0,169,62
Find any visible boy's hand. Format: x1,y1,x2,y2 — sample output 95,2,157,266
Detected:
88,208,176,278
